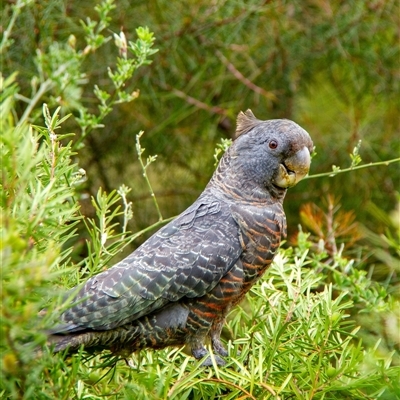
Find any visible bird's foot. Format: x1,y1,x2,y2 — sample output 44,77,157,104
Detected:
212,338,229,357
201,354,226,367
192,346,226,367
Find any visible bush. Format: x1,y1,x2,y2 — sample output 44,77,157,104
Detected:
1,1,399,399
1,76,399,400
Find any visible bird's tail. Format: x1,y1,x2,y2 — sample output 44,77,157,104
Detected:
48,325,140,355
49,332,94,353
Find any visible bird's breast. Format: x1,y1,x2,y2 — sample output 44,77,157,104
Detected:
231,202,286,287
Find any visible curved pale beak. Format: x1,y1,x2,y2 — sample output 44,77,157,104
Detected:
273,146,311,188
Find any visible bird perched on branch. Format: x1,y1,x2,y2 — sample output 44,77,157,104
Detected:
49,110,313,366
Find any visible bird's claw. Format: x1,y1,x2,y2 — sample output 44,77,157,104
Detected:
192,346,226,367
212,338,229,357
201,354,226,367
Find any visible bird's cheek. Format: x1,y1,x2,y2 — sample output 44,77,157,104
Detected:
273,147,311,188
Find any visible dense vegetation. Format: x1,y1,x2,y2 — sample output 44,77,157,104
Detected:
1,1,399,399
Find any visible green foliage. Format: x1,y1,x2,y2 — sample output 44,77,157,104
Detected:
214,138,233,167
1,76,80,398
0,23,160,394
304,143,400,180
1,1,399,399
1,77,399,399
3,0,399,235
101,251,397,400
135,131,163,221
297,195,400,371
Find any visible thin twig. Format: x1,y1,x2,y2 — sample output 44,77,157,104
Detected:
305,158,400,180
17,79,54,126
168,377,259,399
0,0,31,54
215,50,277,101
128,216,176,243
135,131,164,221
168,86,228,116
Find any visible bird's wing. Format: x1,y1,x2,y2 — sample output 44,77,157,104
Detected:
55,197,242,333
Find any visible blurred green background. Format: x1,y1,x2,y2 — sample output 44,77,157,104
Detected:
2,2,399,397
3,0,399,256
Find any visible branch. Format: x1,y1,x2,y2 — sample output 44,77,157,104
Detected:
305,158,400,180
215,50,277,101
168,86,228,116
135,131,164,221
128,216,176,244
17,79,53,126
0,0,33,54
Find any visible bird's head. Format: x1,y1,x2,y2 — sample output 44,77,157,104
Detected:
213,110,313,201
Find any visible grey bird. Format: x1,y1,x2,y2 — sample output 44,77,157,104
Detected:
49,110,313,366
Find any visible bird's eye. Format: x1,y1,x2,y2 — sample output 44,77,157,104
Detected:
269,140,278,149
